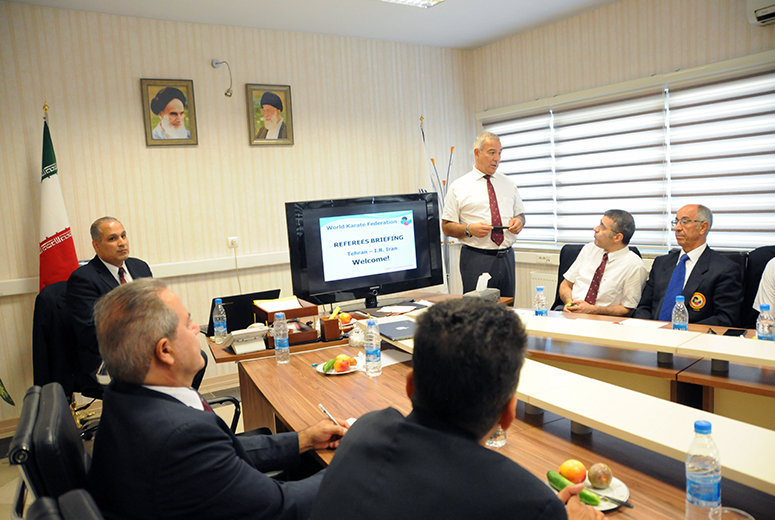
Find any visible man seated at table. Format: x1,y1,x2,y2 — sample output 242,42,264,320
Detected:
89,279,347,520
633,204,743,326
560,209,647,316
309,298,603,520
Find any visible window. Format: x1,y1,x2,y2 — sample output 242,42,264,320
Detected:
480,51,775,252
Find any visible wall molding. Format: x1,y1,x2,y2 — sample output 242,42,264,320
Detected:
0,251,290,298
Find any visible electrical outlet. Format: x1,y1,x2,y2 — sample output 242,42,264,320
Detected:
537,254,551,264
227,236,239,249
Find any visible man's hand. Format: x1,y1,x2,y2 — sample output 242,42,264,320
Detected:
558,483,605,520
297,419,348,453
507,216,524,235
565,300,596,314
469,222,493,238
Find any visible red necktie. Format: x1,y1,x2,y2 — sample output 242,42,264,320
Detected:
197,392,214,412
486,176,504,246
118,267,127,285
584,253,608,305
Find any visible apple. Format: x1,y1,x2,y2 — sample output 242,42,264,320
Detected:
588,463,613,489
334,358,351,372
559,459,587,484
339,312,353,325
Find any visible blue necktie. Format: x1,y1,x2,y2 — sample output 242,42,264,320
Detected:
658,254,689,321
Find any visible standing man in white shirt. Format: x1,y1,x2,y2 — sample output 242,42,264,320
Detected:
753,257,775,312
442,132,525,300
559,209,647,316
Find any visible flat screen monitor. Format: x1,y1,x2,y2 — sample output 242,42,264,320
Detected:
285,193,443,308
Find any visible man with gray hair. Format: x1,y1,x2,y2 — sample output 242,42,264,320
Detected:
560,209,647,316
442,132,526,300
89,279,347,520
633,204,743,326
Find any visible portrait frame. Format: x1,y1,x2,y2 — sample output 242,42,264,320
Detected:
247,84,294,146
140,78,198,146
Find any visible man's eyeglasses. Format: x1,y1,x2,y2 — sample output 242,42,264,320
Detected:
671,218,705,227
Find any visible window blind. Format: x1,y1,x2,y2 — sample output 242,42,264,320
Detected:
481,63,775,252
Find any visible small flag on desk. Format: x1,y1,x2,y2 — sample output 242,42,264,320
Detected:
39,119,79,290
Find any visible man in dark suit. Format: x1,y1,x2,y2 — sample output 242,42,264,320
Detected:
89,279,347,520
309,298,602,520
633,204,743,326
67,217,153,378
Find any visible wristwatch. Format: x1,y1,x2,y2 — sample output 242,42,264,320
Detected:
465,224,472,238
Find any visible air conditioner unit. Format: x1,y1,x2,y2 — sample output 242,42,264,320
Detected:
747,0,775,25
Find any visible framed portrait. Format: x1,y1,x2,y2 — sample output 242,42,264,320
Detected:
247,84,293,146
140,79,198,146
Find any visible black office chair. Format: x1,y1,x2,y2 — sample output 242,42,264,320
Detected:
25,489,105,520
742,245,775,329
551,244,642,310
8,383,90,519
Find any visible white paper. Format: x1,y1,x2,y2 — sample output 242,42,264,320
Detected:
255,297,303,313
619,318,667,328
380,305,418,314
381,349,413,367
475,273,492,292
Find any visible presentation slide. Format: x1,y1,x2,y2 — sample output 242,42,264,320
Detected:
319,210,417,282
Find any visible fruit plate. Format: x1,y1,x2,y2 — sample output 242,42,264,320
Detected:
545,476,629,512
316,354,364,375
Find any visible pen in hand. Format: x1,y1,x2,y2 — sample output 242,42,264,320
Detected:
318,403,339,426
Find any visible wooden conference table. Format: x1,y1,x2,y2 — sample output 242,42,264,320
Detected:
238,345,775,520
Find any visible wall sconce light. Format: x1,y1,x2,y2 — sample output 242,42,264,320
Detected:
212,59,233,97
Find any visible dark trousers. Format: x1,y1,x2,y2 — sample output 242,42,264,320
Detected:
460,245,515,301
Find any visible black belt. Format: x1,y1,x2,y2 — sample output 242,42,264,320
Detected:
463,245,511,257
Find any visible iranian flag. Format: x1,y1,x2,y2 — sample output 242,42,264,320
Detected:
39,120,79,290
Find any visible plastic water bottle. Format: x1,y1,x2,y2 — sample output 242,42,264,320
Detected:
685,420,721,520
756,304,774,341
213,298,228,344
274,312,290,364
672,295,689,331
534,286,547,316
364,319,382,377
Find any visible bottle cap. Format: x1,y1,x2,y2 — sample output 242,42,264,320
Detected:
676,295,685,302
694,420,712,434
274,312,285,321
537,286,544,292
367,318,377,326
215,298,222,304
762,304,771,312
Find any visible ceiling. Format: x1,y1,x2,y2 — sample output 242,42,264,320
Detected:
9,0,621,49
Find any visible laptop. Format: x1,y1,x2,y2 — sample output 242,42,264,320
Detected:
206,289,281,336
379,319,417,341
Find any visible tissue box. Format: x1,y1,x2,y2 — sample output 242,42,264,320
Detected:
463,288,501,302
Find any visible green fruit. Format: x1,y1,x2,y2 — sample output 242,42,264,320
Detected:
546,470,601,506
322,359,335,373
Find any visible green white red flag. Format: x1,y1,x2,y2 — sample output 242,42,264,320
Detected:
39,120,78,290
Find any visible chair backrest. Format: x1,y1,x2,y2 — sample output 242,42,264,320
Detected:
8,386,46,499
32,282,103,400
25,490,105,520
32,282,79,396
742,245,775,329
33,382,90,498
552,244,584,310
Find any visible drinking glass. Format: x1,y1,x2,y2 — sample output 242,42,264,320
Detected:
486,426,507,448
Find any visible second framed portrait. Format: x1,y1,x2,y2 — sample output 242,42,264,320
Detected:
247,84,294,146
140,79,198,146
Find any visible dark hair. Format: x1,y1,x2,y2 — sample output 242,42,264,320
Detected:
411,298,527,439
604,209,636,245
150,87,187,115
